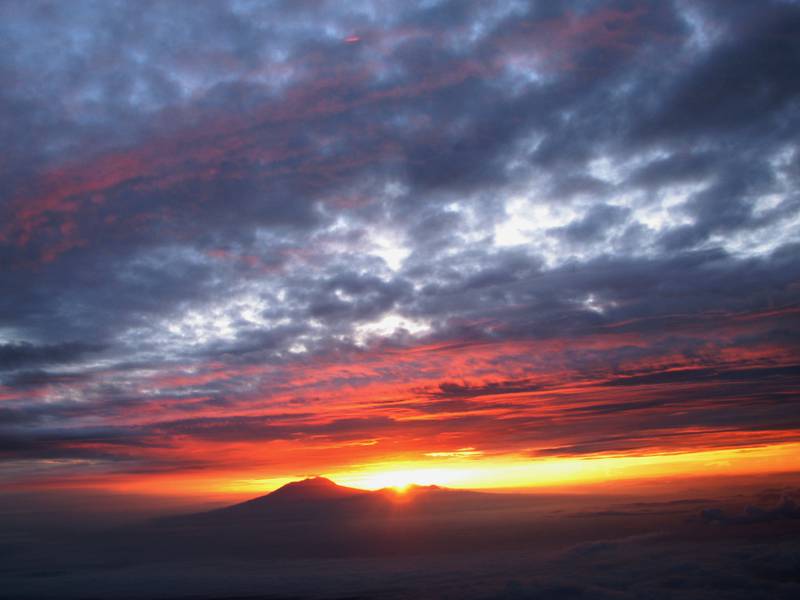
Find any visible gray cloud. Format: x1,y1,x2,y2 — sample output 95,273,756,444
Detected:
0,0,798,480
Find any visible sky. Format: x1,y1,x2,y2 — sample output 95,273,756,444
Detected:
1,0,799,497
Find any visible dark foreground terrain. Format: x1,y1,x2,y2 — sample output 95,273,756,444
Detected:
2,475,800,599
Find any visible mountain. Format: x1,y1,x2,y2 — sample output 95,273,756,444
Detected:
156,477,537,528
230,476,367,506
145,479,566,560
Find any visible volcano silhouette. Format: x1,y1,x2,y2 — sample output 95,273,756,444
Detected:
218,476,369,514
158,476,514,527
148,478,561,560
262,476,366,501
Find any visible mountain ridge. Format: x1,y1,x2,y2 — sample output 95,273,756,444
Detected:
154,477,539,528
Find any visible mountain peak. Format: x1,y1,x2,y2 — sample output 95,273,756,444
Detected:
268,476,364,500
281,476,338,488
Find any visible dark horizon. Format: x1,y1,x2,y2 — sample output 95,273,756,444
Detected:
3,470,800,599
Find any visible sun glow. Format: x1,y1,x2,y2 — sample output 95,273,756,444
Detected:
329,442,800,494
75,441,800,500
348,467,464,491
337,464,464,492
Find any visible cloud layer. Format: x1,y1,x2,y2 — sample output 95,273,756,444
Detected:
1,0,799,487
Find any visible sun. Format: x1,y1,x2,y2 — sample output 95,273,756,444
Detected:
343,467,463,492
371,473,414,492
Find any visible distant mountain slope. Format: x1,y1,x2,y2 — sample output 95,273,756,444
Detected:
156,477,536,527
225,476,368,509
141,480,623,560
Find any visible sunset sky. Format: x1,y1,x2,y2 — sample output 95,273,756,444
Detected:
1,0,799,498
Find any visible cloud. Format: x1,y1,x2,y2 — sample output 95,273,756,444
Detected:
0,0,798,484
0,342,104,371
700,495,800,525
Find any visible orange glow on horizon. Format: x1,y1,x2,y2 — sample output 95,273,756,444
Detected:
16,439,799,502
327,442,800,493
66,440,800,500
347,467,464,491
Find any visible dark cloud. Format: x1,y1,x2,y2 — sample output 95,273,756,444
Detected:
0,342,103,371
0,0,798,483
1,370,93,388
602,364,800,388
429,379,546,400
700,495,800,525
636,1,800,142
552,203,630,243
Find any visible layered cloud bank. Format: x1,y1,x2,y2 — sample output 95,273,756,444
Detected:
1,0,799,491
